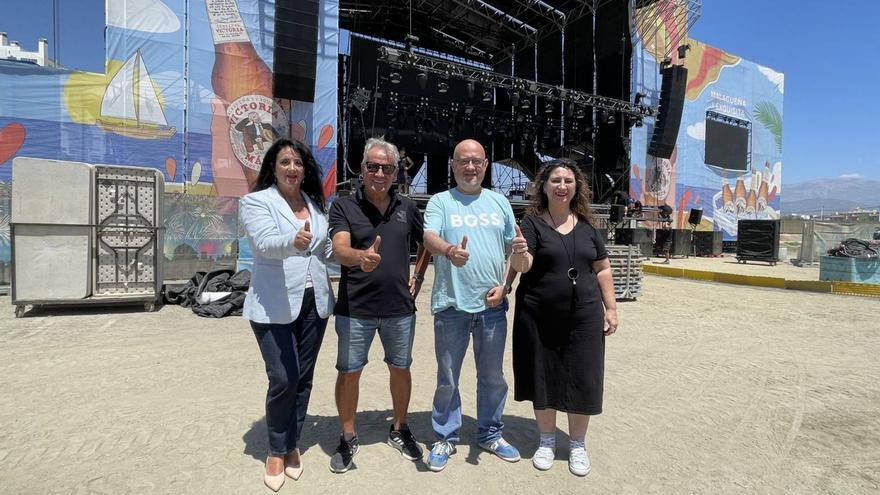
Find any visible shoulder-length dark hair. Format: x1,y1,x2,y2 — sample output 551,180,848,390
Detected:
527,159,594,224
253,138,326,213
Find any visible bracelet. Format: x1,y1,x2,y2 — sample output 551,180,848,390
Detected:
413,274,425,283
444,244,456,260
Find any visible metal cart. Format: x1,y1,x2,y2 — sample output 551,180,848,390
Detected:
11,158,163,317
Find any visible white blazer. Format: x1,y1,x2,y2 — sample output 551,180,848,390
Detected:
239,184,335,323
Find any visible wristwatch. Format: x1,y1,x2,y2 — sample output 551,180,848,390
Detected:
414,274,425,283
505,284,513,295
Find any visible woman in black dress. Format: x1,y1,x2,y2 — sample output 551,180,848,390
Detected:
509,160,618,477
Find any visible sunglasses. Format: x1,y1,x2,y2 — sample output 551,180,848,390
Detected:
364,162,397,175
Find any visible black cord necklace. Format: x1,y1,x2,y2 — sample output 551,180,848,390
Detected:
547,210,579,286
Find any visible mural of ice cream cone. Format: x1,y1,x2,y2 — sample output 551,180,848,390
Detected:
721,177,734,213
734,177,746,215
746,187,757,215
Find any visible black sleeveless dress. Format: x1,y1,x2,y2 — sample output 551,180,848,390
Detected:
512,213,608,415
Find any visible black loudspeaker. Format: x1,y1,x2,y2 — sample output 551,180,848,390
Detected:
693,231,723,256
615,228,654,257
609,204,626,223
670,229,692,256
736,219,780,263
688,208,703,226
274,0,319,102
648,65,688,159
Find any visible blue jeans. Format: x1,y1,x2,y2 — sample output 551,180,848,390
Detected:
251,288,328,456
335,313,416,372
431,300,509,444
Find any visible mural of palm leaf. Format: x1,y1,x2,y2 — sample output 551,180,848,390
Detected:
754,101,783,153
164,193,233,241
0,183,10,252
0,211,9,248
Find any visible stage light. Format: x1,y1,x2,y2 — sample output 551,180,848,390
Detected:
575,106,586,119
677,44,691,59
565,102,574,118
467,81,475,98
482,88,493,102
521,97,531,110
438,81,449,93
634,92,646,105
390,72,401,84
601,109,615,125
544,102,554,114
417,72,428,89
510,90,520,107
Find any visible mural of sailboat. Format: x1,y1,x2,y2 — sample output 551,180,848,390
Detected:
97,50,176,139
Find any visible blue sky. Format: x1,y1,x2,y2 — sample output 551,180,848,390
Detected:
689,1,880,183
2,0,879,183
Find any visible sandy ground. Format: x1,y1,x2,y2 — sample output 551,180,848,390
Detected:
2,266,879,494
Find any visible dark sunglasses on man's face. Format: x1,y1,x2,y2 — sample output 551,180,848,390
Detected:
364,162,397,175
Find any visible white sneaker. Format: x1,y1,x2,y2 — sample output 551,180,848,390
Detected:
568,446,591,477
532,444,555,471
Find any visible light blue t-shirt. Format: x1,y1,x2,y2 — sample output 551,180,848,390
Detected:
424,187,516,314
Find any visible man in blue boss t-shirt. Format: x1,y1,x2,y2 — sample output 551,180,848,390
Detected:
422,139,521,471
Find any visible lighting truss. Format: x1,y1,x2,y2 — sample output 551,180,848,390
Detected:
457,0,538,37
632,0,702,61
378,47,656,118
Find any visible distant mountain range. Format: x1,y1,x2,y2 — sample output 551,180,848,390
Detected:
781,177,880,215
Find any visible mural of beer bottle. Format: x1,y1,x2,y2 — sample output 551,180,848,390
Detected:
206,0,289,194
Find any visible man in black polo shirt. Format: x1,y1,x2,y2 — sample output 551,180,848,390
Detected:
327,137,429,473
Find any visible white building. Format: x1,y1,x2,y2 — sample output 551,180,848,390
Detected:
0,32,48,66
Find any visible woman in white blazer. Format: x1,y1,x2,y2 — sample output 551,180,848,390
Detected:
239,138,335,491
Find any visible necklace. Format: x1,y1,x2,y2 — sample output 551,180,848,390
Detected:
547,210,579,286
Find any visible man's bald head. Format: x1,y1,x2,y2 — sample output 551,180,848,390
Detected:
451,139,488,194
453,139,485,160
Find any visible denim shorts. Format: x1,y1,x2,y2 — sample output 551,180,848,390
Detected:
335,313,416,373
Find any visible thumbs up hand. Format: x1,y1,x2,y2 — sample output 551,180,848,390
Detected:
511,224,528,255
446,235,470,268
294,220,313,251
360,235,382,272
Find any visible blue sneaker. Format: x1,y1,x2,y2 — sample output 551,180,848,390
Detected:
427,441,456,472
479,437,521,462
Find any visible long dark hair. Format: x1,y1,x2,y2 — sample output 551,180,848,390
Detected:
527,159,594,224
253,138,326,213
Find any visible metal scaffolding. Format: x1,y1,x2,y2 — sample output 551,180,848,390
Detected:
378,46,656,118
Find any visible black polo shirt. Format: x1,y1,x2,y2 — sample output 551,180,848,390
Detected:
329,188,424,318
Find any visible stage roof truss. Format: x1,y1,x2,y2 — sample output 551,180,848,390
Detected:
379,46,656,118
342,0,623,64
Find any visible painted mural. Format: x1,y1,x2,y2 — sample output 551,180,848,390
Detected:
630,7,784,240
0,0,338,281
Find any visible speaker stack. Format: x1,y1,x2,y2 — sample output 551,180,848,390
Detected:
615,228,654,258
653,228,691,256
274,0,319,101
648,66,688,159
609,204,626,224
693,231,723,256
736,219,780,265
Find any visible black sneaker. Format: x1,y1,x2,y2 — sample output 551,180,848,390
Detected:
329,434,359,473
388,423,423,461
